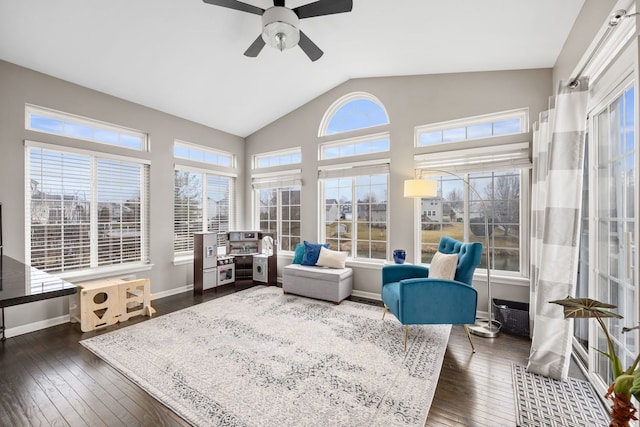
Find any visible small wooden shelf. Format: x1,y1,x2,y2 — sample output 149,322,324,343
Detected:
73,277,155,332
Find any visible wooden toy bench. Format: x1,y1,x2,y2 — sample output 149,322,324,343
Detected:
71,277,155,332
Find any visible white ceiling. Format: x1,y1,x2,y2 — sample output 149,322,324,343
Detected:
0,0,585,138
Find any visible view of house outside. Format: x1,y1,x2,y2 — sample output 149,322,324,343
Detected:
323,175,387,259
420,170,520,271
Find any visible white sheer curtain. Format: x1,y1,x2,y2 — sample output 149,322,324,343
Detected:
527,77,589,379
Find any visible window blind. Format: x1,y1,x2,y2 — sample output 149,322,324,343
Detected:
251,169,302,189
206,174,234,234
96,159,149,267
317,161,390,179
26,145,149,273
414,141,531,175
174,170,203,255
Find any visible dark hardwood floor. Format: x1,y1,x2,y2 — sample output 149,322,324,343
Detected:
0,283,547,426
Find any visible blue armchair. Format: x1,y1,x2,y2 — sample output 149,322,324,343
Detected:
381,236,483,352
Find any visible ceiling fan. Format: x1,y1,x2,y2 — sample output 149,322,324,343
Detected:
202,0,353,61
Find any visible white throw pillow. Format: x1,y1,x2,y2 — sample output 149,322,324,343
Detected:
316,247,347,269
429,251,458,280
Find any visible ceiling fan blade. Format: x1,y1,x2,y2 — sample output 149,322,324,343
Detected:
244,35,266,57
273,0,285,6
293,0,352,19
202,0,264,15
298,31,323,61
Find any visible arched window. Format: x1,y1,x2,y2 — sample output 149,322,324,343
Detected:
318,93,390,160
319,92,389,136
317,92,390,261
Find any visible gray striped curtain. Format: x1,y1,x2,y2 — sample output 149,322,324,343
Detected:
527,77,589,379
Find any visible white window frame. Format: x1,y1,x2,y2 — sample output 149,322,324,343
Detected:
252,170,302,253
25,140,151,280
253,147,302,169
415,108,529,147
413,128,531,278
318,160,390,263
573,12,639,398
25,104,149,151
174,140,235,168
413,169,528,277
173,164,237,262
318,92,390,137
318,132,390,160
317,93,391,264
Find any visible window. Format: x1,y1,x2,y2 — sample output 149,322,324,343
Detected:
319,92,389,136
258,187,301,252
26,143,150,274
173,141,236,258
319,133,390,160
318,93,390,261
26,105,148,151
417,171,521,271
252,171,302,252
174,168,235,257
415,109,528,147
319,163,389,260
579,82,636,391
253,148,301,169
174,141,234,167
413,114,530,274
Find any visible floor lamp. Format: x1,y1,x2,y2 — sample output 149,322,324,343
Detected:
404,174,501,338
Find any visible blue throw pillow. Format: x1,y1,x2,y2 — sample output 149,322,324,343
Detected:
301,241,330,266
291,243,305,264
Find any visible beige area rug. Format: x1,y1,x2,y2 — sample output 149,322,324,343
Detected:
81,286,451,427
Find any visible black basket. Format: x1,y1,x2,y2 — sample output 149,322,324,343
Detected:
493,299,530,337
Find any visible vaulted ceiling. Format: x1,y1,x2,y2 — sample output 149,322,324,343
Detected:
0,0,585,137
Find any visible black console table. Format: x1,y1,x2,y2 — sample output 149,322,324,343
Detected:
0,255,77,341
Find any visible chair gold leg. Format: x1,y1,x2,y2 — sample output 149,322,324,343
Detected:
404,325,409,352
382,305,388,320
464,325,476,353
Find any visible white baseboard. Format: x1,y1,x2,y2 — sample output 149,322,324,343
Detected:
153,284,193,300
4,285,194,339
351,290,381,301
2,285,488,339
5,314,71,339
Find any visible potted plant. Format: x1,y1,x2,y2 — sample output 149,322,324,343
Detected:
551,297,640,427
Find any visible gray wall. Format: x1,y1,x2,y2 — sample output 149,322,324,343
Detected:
0,59,244,332
245,69,554,308
552,0,618,89
0,0,614,334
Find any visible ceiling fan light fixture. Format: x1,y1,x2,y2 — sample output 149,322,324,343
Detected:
274,32,287,51
262,6,300,51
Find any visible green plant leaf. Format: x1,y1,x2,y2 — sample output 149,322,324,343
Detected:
631,369,640,402
595,348,623,378
614,374,633,394
550,297,623,319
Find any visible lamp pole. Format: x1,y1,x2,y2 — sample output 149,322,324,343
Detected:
420,170,500,338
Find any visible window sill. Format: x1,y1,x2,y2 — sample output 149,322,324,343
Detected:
278,253,386,270
55,263,153,283
345,259,386,269
473,272,529,287
277,253,530,285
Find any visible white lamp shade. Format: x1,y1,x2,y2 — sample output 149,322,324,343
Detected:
403,179,437,198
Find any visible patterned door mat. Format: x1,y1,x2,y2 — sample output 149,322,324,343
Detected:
512,364,610,427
